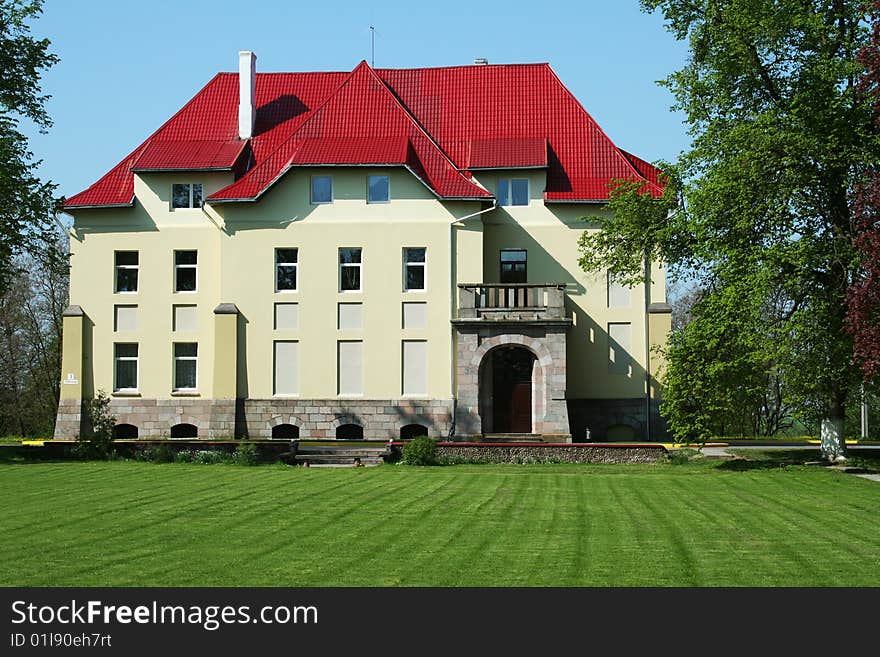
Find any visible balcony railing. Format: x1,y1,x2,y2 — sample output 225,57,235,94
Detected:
457,283,567,320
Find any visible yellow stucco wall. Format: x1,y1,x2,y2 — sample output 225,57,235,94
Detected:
473,169,666,400
65,165,666,404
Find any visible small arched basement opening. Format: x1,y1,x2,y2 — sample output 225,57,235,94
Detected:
400,424,428,440
170,423,198,439
479,345,537,434
272,424,300,440
113,423,138,439
336,423,364,440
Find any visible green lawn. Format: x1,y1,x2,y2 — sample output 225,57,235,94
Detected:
1,457,878,586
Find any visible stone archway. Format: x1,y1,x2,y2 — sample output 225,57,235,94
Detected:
454,328,569,439
479,345,539,434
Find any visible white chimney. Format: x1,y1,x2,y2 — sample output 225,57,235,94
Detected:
238,50,257,139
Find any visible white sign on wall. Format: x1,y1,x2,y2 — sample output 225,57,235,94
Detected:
62,373,79,385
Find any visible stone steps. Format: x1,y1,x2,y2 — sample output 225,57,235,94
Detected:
292,445,390,467
479,433,546,443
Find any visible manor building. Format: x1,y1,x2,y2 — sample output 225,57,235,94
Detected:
55,53,671,442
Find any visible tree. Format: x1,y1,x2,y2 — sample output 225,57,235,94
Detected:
579,1,879,459
0,233,68,436
0,0,59,293
846,0,880,381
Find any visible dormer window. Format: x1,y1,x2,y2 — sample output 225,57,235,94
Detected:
311,176,333,204
497,178,529,206
172,183,203,209
367,175,390,203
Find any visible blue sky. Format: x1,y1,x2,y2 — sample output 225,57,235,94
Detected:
24,0,691,201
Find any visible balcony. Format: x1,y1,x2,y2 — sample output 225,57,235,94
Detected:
455,283,569,323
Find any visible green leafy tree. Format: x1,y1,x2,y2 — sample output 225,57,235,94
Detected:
0,0,59,292
579,1,879,459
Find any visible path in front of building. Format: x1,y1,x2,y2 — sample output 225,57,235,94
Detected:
700,443,880,483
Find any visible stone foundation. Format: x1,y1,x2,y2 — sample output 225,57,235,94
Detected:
54,397,453,440
566,398,668,442
240,398,452,439
435,444,667,464
54,399,84,440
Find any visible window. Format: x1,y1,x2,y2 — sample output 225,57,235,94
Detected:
114,305,138,332
338,303,363,330
608,323,632,376
114,343,138,391
273,341,299,395
402,302,427,329
272,424,299,440
336,424,364,440
113,424,138,439
607,271,631,308
115,251,138,293
170,423,198,438
172,305,197,332
497,178,529,206
171,183,203,209
402,340,428,396
311,175,332,204
174,250,197,292
400,424,428,439
500,249,527,283
337,340,363,395
274,303,299,330
275,248,298,292
173,342,198,390
339,248,362,292
368,175,390,203
404,247,426,291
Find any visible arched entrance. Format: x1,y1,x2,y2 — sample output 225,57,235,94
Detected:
480,346,537,433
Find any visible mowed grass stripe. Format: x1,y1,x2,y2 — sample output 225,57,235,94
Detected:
2,461,879,586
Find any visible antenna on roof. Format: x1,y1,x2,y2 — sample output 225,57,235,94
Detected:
370,25,375,67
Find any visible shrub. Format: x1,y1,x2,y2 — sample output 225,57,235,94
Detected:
151,443,176,463
402,435,438,466
233,443,259,466
192,449,229,465
75,390,115,459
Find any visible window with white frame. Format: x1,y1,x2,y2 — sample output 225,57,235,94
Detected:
275,248,298,292
115,251,138,293
368,175,390,203
173,343,198,390
114,343,138,391
174,250,197,292
497,178,529,206
404,247,426,291
171,183,203,209
339,248,362,292
311,175,333,204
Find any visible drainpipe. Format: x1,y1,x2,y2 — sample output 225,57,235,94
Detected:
448,200,497,439
644,252,653,443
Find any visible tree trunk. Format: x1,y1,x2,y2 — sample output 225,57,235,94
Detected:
820,397,847,461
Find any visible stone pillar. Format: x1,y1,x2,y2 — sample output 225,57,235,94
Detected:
211,303,239,439
54,305,86,439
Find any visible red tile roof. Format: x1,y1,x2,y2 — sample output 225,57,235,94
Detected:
64,61,662,209
132,139,247,171
468,138,547,170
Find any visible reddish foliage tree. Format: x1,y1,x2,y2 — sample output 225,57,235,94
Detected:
846,1,880,380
